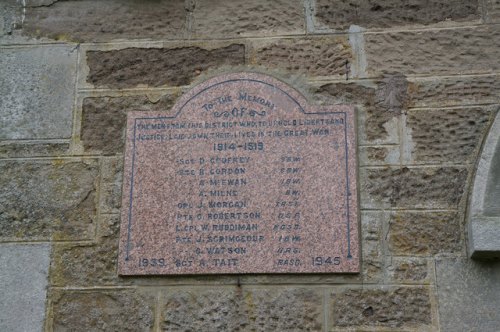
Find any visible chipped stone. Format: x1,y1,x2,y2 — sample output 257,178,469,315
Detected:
86,45,245,88
250,37,353,78
314,0,480,30
406,108,491,164
365,26,500,77
193,0,304,38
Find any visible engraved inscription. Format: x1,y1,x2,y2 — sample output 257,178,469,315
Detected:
118,72,360,275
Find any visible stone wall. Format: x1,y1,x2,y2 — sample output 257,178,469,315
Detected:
1,1,499,331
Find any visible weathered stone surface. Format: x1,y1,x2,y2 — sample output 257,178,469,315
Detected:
0,244,50,332
359,146,400,165
485,0,500,22
365,26,500,77
388,257,431,283
314,0,479,29
315,75,409,143
0,46,76,139
81,95,176,154
0,160,98,241
193,0,304,37
409,75,500,108
389,212,462,255
86,44,245,88
161,288,322,331
51,215,124,287
0,0,21,36
23,0,186,42
361,167,468,208
436,258,500,331
0,141,70,158
406,108,491,164
51,289,155,332
251,37,352,78
99,158,124,214
331,287,432,328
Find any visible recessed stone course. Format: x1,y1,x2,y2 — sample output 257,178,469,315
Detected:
0,160,98,241
81,95,176,155
86,44,245,88
251,37,352,78
23,0,186,42
361,167,468,208
193,0,304,38
314,0,479,29
365,26,500,77
51,289,155,332
389,212,462,255
331,287,432,329
407,108,491,164
161,288,322,332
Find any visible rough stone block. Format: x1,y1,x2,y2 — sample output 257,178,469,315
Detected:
51,289,155,331
330,287,432,329
485,0,500,22
0,46,76,139
388,257,431,283
81,95,176,155
193,0,304,38
250,37,352,78
0,0,21,36
436,258,500,331
86,44,245,88
0,244,50,332
314,0,480,30
361,167,468,209
0,141,70,158
408,75,500,108
365,26,500,77
51,215,125,287
23,0,186,42
406,108,491,164
99,158,124,214
0,160,98,241
359,146,400,166
161,288,322,331
389,212,462,255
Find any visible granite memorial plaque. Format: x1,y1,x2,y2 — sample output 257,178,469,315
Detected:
118,72,359,275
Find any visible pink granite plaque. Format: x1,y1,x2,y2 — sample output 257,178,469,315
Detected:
118,72,359,275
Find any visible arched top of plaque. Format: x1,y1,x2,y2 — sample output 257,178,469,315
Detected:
119,71,359,275
140,72,353,120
